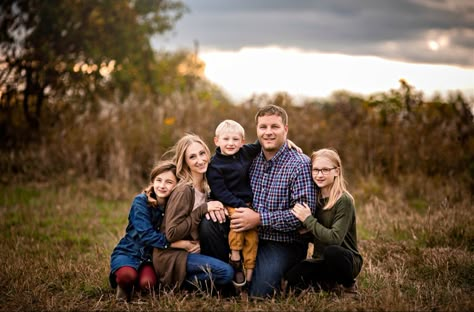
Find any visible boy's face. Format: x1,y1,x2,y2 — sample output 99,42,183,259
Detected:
214,131,244,156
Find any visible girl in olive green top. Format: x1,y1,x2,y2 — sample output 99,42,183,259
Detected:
283,148,363,296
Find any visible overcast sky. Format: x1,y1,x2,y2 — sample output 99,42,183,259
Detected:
155,0,474,68
153,0,474,101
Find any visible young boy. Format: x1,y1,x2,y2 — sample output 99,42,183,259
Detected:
206,120,260,287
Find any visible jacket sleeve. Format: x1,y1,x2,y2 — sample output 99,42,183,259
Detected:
244,140,261,159
303,197,354,245
130,195,169,248
164,185,208,242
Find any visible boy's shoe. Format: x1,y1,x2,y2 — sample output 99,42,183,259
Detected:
229,259,246,287
116,285,133,302
342,282,359,298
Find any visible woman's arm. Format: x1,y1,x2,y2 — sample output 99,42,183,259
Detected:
164,185,209,242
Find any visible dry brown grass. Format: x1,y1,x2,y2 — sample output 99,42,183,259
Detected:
1,175,473,311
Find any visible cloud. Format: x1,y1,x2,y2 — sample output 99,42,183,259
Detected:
154,0,474,67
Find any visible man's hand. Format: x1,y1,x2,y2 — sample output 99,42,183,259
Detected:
291,202,312,222
230,208,261,232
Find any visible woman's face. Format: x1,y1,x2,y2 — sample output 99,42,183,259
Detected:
185,142,209,176
153,170,177,201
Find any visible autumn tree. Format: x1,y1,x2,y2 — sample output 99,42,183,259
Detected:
0,0,186,129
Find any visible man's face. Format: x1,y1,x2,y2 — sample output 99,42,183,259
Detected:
256,114,288,154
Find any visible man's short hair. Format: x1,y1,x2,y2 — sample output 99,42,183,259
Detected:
254,104,288,126
215,119,245,138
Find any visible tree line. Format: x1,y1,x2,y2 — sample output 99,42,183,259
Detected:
1,1,472,197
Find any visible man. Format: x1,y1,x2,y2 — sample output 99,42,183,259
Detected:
200,104,316,298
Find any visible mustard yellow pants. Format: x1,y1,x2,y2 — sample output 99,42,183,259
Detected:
227,207,258,270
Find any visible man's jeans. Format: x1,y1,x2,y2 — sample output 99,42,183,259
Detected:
199,217,307,298
250,239,307,297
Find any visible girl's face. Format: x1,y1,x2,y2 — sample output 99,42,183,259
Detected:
311,156,339,191
185,142,209,176
153,170,177,201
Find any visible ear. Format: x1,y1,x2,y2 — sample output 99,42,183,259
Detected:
213,136,219,146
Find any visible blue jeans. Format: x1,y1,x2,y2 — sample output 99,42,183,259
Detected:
185,253,233,286
249,239,307,298
199,218,307,298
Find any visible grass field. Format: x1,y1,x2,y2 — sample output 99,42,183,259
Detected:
1,176,472,311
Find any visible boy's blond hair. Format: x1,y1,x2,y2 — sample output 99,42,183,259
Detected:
215,120,245,139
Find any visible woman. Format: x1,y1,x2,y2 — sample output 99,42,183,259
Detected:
153,134,234,291
109,160,197,301
283,148,363,296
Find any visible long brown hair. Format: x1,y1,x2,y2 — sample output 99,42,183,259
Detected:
143,160,177,208
311,148,354,210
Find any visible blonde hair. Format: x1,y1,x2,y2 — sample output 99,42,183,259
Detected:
169,133,211,192
215,120,245,139
311,148,354,210
143,160,177,208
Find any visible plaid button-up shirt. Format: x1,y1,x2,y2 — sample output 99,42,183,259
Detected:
249,142,316,243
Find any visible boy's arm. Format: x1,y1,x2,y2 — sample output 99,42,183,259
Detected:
243,140,261,159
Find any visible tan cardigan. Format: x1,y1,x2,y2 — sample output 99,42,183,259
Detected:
152,183,208,289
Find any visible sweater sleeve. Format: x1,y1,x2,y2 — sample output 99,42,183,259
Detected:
303,196,354,245
244,140,261,159
164,185,208,242
207,162,248,208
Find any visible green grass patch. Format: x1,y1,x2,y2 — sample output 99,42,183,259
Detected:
1,180,473,311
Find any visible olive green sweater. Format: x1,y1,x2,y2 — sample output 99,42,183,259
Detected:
303,192,363,277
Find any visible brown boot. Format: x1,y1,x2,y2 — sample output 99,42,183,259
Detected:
229,259,246,287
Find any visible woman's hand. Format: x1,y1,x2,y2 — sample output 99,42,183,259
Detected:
291,202,312,222
205,200,227,223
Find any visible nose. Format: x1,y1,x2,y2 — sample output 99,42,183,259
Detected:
157,181,166,188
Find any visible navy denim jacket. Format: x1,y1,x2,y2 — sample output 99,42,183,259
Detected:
109,193,169,287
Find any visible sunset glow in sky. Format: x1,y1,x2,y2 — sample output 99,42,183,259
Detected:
199,47,474,102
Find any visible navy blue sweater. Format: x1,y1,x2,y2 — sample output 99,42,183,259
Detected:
206,142,261,208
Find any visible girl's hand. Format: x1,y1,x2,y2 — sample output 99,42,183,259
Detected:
170,240,200,253
291,202,312,222
186,241,201,254
287,139,302,153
